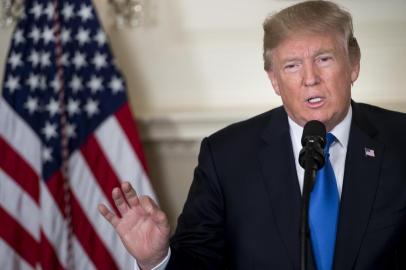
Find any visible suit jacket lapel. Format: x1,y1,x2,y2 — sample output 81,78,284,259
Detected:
334,102,385,269
258,107,302,270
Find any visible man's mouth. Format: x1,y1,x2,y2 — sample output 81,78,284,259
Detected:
307,97,323,104
306,96,325,107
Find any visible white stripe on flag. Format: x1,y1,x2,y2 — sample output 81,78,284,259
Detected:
0,238,33,270
69,151,134,270
40,181,68,269
0,98,41,174
0,169,40,242
95,115,156,201
72,235,97,270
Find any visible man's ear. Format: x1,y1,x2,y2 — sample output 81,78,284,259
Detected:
350,60,360,83
267,69,281,96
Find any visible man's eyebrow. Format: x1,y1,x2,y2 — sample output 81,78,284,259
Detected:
314,48,336,56
278,48,337,64
281,48,336,63
280,57,302,64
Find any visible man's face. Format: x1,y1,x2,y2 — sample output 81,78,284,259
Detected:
267,33,360,131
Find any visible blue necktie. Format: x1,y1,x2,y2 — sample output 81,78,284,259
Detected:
309,133,340,270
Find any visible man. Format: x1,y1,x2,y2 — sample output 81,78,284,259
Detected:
99,1,406,269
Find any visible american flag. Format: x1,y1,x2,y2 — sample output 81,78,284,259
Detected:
0,0,156,269
364,147,375,158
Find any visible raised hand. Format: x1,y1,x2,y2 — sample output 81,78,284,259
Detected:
98,181,171,270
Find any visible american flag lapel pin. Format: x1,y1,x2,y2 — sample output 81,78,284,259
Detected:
364,147,375,158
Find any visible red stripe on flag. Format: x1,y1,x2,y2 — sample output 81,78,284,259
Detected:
39,231,65,270
0,207,39,267
46,170,66,216
115,103,149,174
71,192,119,270
0,136,39,202
80,135,121,213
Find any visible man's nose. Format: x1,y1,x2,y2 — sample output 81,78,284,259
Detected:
303,62,320,87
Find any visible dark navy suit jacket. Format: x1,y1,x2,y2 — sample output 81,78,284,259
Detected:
167,102,406,269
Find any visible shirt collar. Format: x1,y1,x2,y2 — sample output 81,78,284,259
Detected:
288,105,352,149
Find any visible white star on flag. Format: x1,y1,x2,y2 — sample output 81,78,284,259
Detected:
44,3,54,20
28,50,40,66
109,76,124,94
92,52,107,69
8,52,23,69
13,29,25,44
78,4,93,22
42,146,53,162
65,123,77,138
87,76,103,93
24,96,40,114
69,75,83,92
76,27,91,46
84,98,99,117
41,121,58,140
61,53,70,66
94,30,107,46
61,28,71,44
67,98,81,116
29,26,41,43
72,51,87,69
30,2,43,19
46,98,60,117
39,76,47,91
5,75,20,93
62,3,74,20
26,73,40,91
42,26,55,44
40,51,51,67
50,77,61,93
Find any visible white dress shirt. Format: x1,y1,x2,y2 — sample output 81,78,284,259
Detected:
288,106,352,197
135,106,353,270
134,248,170,270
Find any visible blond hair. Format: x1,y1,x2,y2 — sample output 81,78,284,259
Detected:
263,0,360,71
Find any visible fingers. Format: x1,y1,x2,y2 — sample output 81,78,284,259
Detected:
121,181,139,208
139,195,158,215
139,196,169,230
98,203,119,227
104,181,168,228
152,209,170,231
112,187,129,215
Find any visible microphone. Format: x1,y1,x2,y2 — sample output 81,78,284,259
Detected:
298,120,326,270
299,120,326,171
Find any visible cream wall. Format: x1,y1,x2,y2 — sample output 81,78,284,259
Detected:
93,0,406,115
1,0,406,228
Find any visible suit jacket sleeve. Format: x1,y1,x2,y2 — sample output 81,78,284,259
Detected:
167,137,226,270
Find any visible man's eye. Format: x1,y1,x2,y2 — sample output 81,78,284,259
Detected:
317,56,333,64
284,63,299,71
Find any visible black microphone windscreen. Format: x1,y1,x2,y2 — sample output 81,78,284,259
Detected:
301,120,326,147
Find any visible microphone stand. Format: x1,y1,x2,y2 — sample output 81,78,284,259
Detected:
300,142,321,270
